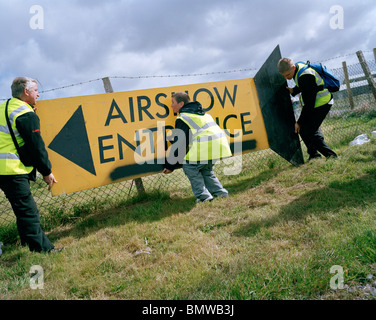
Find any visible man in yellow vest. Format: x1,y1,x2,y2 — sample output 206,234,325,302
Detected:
278,58,337,161
0,77,58,253
163,92,232,203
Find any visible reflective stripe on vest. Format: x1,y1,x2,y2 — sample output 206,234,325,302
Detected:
0,98,34,175
0,152,19,160
0,104,31,136
194,132,227,143
177,112,232,162
294,63,332,108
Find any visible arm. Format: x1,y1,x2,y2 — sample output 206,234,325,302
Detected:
16,112,57,189
163,119,190,173
296,74,318,126
287,86,301,96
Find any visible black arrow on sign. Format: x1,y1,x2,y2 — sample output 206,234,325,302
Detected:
48,105,96,176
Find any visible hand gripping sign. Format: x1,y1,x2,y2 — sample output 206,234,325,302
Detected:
36,45,303,196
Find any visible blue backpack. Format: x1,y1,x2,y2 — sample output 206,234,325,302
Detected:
297,61,340,92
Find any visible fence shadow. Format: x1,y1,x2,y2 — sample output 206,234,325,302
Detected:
234,168,376,237
48,162,290,240
47,193,196,241
223,162,295,195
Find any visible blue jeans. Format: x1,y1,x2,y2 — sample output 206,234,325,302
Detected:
183,161,228,202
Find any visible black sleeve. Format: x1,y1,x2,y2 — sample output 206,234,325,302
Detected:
164,119,190,171
297,74,318,126
291,86,301,96
16,112,52,176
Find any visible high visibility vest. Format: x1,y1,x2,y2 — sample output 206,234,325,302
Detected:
177,112,232,162
294,62,332,108
0,98,34,175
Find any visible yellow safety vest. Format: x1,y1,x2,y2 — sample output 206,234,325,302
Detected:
177,112,232,162
294,62,332,108
0,98,34,175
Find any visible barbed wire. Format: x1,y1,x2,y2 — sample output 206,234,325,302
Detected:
0,68,257,100
316,49,374,64
1,50,374,101
41,68,259,94
39,78,103,94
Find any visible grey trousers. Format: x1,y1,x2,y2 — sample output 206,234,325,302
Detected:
183,161,228,202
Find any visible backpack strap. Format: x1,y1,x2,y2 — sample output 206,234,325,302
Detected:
296,61,309,80
296,61,325,91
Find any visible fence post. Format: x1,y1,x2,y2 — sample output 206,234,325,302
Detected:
356,50,376,102
101,77,146,195
373,48,376,63
342,61,355,110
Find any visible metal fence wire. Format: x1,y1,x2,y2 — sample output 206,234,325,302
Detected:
1,53,376,229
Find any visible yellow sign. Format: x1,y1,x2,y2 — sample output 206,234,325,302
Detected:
36,78,269,196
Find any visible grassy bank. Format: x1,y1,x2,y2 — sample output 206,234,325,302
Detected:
1,131,376,300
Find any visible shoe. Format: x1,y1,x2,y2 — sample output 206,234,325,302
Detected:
213,193,229,198
196,196,214,203
326,154,338,160
308,154,322,161
49,246,67,254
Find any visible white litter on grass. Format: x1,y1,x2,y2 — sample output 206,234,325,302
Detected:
0,242,3,256
372,131,376,139
349,133,370,146
135,246,152,256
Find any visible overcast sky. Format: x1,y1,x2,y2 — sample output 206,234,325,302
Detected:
0,0,375,101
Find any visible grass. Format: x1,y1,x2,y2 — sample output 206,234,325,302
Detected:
1,101,376,300
1,132,376,300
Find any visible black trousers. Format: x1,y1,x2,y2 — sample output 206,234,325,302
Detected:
0,174,54,253
299,104,337,159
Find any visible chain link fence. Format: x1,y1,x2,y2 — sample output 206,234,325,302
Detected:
1,51,376,232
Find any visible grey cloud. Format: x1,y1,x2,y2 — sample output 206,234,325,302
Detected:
0,0,375,99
